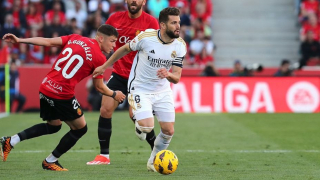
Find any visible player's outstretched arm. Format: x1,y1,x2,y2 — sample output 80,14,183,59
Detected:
157,66,182,84
93,78,125,102
93,43,132,78
2,33,62,47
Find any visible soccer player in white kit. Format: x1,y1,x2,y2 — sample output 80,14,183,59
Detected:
93,7,187,171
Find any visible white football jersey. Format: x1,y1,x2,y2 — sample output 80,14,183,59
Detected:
128,29,187,94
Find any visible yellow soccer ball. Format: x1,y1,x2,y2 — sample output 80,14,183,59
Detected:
153,150,178,175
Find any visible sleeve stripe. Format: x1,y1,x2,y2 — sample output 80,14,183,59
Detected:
172,63,183,68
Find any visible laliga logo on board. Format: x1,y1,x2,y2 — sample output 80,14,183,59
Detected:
286,82,319,112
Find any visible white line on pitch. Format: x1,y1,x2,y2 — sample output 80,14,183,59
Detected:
10,149,320,154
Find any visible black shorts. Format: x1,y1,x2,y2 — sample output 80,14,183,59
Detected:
39,92,83,121
106,72,128,95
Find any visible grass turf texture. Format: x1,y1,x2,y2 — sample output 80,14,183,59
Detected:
0,112,320,179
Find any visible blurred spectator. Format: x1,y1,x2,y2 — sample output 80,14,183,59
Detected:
25,2,44,35
26,29,44,64
65,0,88,30
200,63,219,76
44,15,68,37
84,13,103,38
300,13,320,41
64,0,87,12
274,59,293,77
6,0,27,36
86,78,102,111
0,60,26,112
44,0,66,26
190,0,212,24
229,60,249,77
299,0,318,22
44,46,60,65
299,30,320,67
189,30,214,66
147,0,169,18
88,0,109,23
9,48,21,66
44,0,66,13
0,14,21,37
88,0,110,14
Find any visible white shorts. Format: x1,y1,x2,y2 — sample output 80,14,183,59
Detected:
128,91,175,122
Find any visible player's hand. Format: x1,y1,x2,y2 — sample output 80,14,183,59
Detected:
113,90,126,103
157,68,169,79
2,33,19,44
93,65,106,78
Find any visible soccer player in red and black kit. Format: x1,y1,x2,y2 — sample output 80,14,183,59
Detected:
86,0,159,165
0,25,126,171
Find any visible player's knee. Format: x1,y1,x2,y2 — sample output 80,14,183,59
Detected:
46,123,62,134
71,124,88,139
140,126,154,133
100,106,113,118
161,129,174,136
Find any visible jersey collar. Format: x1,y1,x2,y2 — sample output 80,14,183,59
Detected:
157,30,174,45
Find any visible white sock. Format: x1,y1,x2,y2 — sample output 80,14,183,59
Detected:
100,154,109,158
10,134,20,147
149,131,172,163
46,153,58,163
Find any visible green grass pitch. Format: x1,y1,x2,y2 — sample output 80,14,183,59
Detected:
0,112,320,179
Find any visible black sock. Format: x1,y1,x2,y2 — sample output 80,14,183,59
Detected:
52,125,87,158
17,123,61,141
146,129,156,150
98,116,112,155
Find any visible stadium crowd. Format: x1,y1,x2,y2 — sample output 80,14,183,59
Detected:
298,0,320,67
0,0,214,67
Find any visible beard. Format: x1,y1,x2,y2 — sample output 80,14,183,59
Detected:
127,2,142,15
166,29,179,39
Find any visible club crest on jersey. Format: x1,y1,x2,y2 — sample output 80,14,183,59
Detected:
171,51,177,58
135,30,141,36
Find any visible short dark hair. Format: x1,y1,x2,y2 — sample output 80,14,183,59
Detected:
159,7,180,23
281,59,290,66
97,24,118,38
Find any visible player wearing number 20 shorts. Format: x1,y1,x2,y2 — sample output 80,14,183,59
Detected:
0,25,125,171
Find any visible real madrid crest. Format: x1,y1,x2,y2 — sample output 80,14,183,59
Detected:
171,51,177,58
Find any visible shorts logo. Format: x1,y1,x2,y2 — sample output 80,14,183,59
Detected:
128,94,136,110
171,51,177,58
135,30,141,36
137,103,141,109
77,108,82,115
135,95,140,103
39,93,54,106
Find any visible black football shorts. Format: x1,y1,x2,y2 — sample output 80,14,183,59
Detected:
39,92,83,121
106,72,128,95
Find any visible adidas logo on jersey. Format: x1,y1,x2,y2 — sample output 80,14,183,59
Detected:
149,50,155,54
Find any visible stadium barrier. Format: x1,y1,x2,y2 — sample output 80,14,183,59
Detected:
18,67,320,113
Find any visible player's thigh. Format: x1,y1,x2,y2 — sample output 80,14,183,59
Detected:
153,92,175,122
47,119,62,126
128,93,154,127
64,115,86,130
